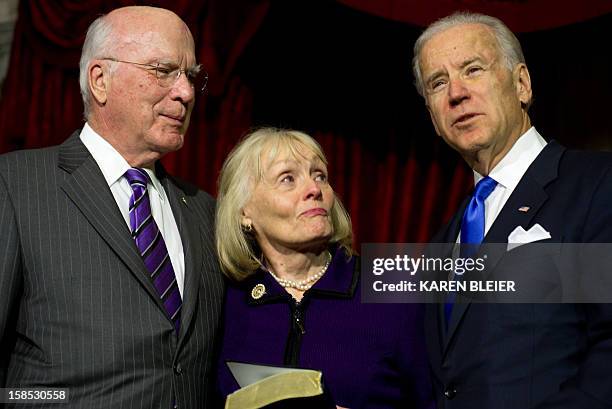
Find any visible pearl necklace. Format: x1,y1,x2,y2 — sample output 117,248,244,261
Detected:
267,252,332,291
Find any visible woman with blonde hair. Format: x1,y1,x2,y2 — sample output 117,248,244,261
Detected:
215,127,433,408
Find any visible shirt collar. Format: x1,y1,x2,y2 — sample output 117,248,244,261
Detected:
474,126,547,189
79,123,165,200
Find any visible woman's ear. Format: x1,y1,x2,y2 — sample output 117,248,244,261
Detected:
241,207,253,231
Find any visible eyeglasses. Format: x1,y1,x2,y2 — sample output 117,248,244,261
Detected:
101,58,208,93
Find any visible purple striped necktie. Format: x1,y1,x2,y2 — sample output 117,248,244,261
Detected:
125,168,182,334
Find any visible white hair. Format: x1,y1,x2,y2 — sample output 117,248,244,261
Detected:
412,11,526,98
79,14,115,119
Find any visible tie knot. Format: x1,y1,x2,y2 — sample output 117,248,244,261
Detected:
124,168,151,187
473,176,497,201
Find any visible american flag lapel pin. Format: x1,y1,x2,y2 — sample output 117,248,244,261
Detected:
518,206,530,213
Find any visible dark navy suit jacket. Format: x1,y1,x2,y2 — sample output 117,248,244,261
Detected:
426,141,612,409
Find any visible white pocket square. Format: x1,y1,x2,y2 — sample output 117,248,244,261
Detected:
507,223,552,251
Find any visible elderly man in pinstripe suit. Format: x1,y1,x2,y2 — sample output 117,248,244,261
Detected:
0,6,224,408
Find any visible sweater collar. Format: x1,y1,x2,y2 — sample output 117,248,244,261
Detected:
244,246,358,306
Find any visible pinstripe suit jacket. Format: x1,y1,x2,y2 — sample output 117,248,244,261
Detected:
0,131,225,408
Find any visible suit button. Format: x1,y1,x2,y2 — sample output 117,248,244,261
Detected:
444,386,457,399
174,363,182,375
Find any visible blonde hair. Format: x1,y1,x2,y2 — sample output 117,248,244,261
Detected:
216,127,354,281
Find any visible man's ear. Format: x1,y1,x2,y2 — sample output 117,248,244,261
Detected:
514,63,532,108
89,61,109,106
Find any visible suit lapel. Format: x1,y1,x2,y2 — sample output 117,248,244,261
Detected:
443,141,564,355
158,170,203,345
58,132,172,320
484,143,562,243
429,198,467,358
439,198,469,355
425,290,445,381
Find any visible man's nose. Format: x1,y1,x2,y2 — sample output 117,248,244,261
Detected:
448,77,470,107
171,70,195,104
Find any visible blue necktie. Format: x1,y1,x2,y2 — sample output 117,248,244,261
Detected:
445,176,498,325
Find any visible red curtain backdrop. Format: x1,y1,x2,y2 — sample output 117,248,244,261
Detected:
0,1,610,246
337,0,612,32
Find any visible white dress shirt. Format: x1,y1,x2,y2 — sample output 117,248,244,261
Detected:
80,123,185,297
471,126,548,238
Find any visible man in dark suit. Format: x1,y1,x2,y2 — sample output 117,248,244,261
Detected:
0,6,224,408
412,11,612,409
